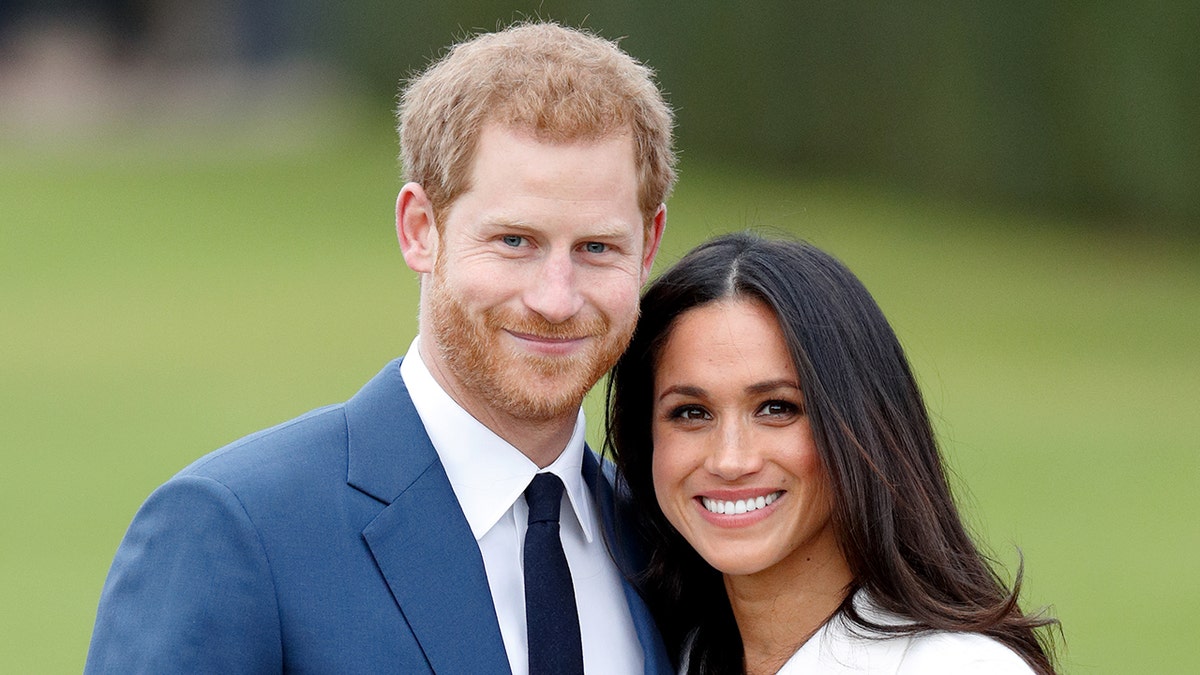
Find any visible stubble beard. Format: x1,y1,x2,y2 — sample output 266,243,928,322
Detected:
425,274,636,423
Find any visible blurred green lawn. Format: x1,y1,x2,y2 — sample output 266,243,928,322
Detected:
2,108,1197,673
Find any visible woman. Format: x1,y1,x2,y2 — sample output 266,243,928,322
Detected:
607,232,1059,674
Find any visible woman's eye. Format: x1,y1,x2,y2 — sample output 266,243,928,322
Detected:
758,400,799,417
502,235,525,247
582,242,608,254
672,405,710,421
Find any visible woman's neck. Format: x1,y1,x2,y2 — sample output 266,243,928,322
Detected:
725,537,854,675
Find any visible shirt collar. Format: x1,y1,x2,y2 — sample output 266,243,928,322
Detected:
399,336,595,542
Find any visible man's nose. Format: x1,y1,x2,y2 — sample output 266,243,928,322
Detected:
523,251,585,324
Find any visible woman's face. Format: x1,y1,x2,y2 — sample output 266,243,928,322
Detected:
651,298,844,580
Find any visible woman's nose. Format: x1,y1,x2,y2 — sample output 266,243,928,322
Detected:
704,422,763,480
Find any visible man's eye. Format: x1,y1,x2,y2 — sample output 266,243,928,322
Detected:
502,235,524,247
583,242,608,254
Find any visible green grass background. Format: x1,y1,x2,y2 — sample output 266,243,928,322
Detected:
2,107,1197,673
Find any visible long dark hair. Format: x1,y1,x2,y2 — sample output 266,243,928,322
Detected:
606,232,1059,674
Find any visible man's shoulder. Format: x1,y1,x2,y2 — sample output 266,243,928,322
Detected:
172,357,415,491
585,447,616,483
584,448,629,506
176,403,351,486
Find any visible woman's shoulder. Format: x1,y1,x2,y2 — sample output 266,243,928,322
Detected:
897,631,1034,674
831,592,1035,675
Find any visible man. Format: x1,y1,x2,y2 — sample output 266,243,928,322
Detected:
85,22,675,673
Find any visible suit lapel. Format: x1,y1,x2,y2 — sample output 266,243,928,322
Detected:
346,360,510,674
582,451,674,675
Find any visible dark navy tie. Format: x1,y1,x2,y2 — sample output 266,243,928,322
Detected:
524,473,584,675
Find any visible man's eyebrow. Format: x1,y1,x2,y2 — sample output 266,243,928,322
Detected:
478,216,533,230
478,218,638,240
585,221,642,240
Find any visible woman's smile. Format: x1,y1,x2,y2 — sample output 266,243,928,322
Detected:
699,490,783,516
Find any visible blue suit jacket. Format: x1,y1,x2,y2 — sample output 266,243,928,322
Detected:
86,359,671,674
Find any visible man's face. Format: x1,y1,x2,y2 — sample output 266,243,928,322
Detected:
422,124,662,423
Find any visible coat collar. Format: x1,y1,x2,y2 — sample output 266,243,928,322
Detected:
345,358,672,675
345,359,429,503
583,451,674,674
346,359,511,672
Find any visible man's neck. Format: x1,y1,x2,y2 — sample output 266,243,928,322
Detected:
462,402,578,469
418,339,579,468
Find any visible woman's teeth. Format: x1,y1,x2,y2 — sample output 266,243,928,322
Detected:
701,491,782,515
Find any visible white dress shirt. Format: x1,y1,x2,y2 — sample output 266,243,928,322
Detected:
400,337,644,675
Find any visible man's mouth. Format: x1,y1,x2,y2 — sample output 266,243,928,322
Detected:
509,331,589,342
700,491,783,515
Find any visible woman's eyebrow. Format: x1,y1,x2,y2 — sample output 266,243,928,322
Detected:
656,384,706,402
745,379,801,395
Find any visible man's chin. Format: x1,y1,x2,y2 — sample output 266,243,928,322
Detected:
485,366,597,421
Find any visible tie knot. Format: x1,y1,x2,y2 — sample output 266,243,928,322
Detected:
525,473,565,524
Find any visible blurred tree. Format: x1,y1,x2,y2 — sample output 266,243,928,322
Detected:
7,0,1194,227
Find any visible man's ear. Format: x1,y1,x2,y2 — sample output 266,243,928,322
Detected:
640,204,667,282
396,182,438,273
